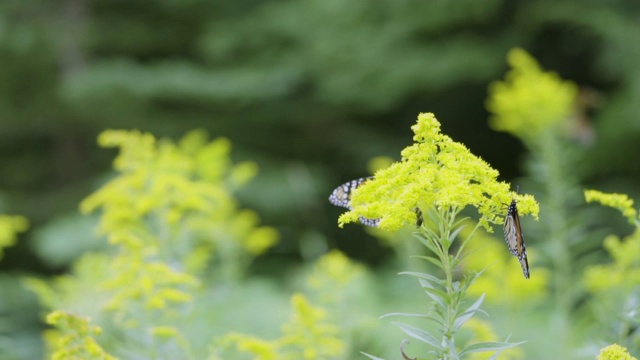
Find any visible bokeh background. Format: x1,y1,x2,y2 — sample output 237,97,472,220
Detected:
1,1,640,359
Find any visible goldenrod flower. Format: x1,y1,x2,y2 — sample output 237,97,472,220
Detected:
46,311,116,360
597,344,637,360
0,215,28,260
585,190,638,224
584,232,640,293
487,48,578,142
337,112,538,231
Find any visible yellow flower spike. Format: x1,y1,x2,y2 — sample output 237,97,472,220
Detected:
598,344,637,360
229,161,259,188
487,48,578,142
585,189,638,224
584,231,640,293
0,215,29,261
279,294,346,359
149,326,179,338
46,310,117,360
218,333,280,360
340,113,538,231
367,156,394,174
244,227,279,255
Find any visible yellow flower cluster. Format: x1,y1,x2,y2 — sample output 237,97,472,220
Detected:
101,253,200,315
598,344,637,360
584,232,640,293
46,310,116,360
585,190,638,225
487,48,578,142
280,293,346,359
338,112,538,231
81,129,278,270
0,214,28,260
215,251,362,359
217,294,346,360
306,250,366,305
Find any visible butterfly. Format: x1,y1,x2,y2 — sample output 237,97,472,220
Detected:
328,177,380,227
503,198,530,279
329,177,423,228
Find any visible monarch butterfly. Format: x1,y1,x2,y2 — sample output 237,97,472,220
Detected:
329,177,423,228
328,177,380,227
503,198,530,279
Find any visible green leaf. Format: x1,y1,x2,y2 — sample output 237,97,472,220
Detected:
453,294,485,331
381,312,445,327
380,312,431,320
412,255,445,270
361,352,386,360
399,271,443,286
392,322,441,349
458,271,484,294
444,338,460,359
448,224,466,243
451,217,470,229
458,340,526,357
418,279,449,307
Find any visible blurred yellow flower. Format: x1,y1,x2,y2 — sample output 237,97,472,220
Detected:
367,156,394,174
0,214,28,260
218,293,346,360
585,190,638,225
217,333,280,360
584,232,640,293
487,48,578,142
308,250,365,289
46,310,116,360
279,293,346,359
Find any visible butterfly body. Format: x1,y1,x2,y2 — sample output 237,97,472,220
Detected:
503,199,530,279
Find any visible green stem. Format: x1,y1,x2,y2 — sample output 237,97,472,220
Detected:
436,207,460,359
538,133,571,310
534,130,574,356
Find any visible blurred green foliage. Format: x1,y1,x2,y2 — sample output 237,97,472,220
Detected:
0,0,639,359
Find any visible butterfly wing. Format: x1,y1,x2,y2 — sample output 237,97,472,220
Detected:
503,200,530,279
329,177,379,227
328,177,372,209
328,177,421,228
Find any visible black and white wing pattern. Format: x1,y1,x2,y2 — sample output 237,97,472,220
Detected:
503,199,530,279
328,177,380,227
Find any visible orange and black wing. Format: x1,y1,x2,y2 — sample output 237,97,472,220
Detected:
503,200,530,279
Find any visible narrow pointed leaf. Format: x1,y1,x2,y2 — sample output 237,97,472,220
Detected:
399,271,443,286
458,341,526,356
487,350,505,360
452,217,470,229
380,312,430,320
419,280,449,306
445,338,459,359
392,322,441,349
454,294,485,331
448,224,466,243
381,312,444,327
413,255,445,270
361,352,386,360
